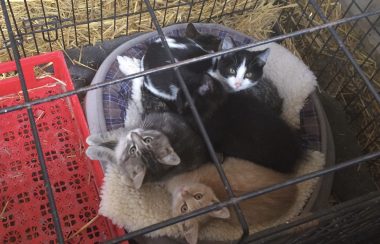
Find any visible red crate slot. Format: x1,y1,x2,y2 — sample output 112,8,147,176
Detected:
0,51,126,243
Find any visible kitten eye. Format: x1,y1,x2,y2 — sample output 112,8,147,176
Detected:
181,203,188,213
229,67,236,74
194,193,203,200
129,146,136,155
143,137,152,143
245,72,253,78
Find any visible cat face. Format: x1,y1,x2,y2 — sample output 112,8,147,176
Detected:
115,129,181,187
172,183,230,244
211,37,270,92
86,128,180,189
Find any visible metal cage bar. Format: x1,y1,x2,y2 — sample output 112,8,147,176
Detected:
0,1,65,243
143,0,251,240
1,10,379,116
1,0,380,243
104,152,380,243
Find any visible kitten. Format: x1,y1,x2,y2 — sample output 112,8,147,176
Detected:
166,157,297,244
86,128,181,189
86,111,210,188
170,183,230,244
179,75,304,173
209,36,283,113
142,23,220,101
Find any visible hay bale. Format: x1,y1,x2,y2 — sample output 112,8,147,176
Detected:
0,0,288,62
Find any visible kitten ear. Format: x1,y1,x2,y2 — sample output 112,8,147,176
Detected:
159,148,181,165
181,221,199,244
131,165,146,189
185,23,201,39
210,207,230,219
219,36,236,50
255,48,270,67
86,145,116,164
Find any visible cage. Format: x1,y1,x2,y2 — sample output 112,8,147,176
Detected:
0,0,380,243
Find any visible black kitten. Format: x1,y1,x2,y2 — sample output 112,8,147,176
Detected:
142,23,221,102
180,75,304,173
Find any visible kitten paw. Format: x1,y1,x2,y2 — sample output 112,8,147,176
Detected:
117,55,141,76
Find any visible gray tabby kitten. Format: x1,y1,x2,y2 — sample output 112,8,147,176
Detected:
86,127,181,189
86,110,210,188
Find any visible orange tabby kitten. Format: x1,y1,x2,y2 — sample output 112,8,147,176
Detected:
166,157,297,244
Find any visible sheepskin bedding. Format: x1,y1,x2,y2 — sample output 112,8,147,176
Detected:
85,23,327,241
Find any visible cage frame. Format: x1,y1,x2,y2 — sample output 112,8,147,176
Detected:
1,0,380,243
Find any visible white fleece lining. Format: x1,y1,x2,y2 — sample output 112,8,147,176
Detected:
99,150,325,241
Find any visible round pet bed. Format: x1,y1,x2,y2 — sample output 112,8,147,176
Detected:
85,23,334,242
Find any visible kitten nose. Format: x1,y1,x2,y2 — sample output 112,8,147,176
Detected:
180,188,190,197
131,132,144,147
235,82,241,88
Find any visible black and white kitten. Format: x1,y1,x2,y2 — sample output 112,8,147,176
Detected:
209,37,283,114
142,23,220,101
179,75,304,173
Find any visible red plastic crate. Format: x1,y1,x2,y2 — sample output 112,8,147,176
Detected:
0,52,125,243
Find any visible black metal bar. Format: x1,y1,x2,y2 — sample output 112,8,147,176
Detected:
86,0,91,45
348,94,376,124
294,0,311,28
313,0,373,78
207,0,217,22
220,0,228,17
356,114,380,137
309,0,380,105
186,0,194,22
54,0,66,50
333,22,380,105
113,0,117,33
351,0,380,38
162,0,170,26
2,10,380,115
0,23,12,60
22,0,40,55
138,0,143,31
100,0,104,42
39,0,53,51
197,0,206,22
327,17,380,94
6,0,26,57
308,0,356,70
364,135,380,151
126,0,130,35
70,0,78,46
103,152,380,243
231,0,239,15
247,191,380,243
298,0,335,59
142,0,252,239
174,0,181,23
0,0,210,42
0,0,64,243
149,0,156,29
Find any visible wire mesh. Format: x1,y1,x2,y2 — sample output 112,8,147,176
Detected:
1,0,380,243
